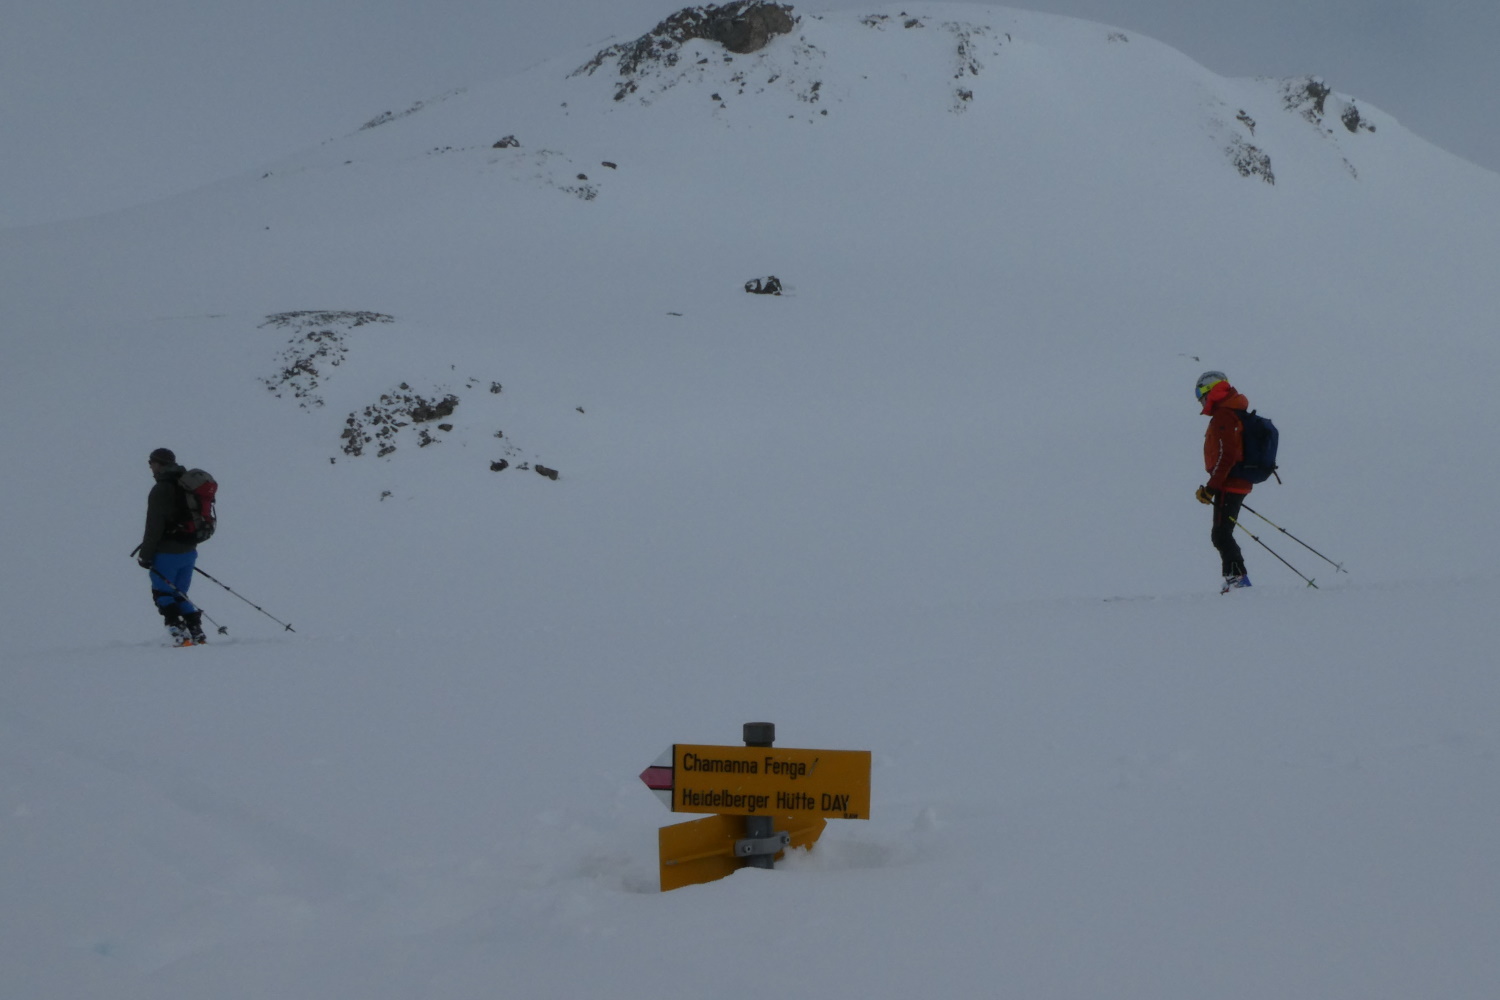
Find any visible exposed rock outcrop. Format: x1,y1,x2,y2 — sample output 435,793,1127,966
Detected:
575,3,798,100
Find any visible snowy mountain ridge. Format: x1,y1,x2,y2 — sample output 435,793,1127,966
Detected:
563,1,1382,186
341,3,1393,193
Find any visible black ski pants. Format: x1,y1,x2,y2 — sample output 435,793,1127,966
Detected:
1211,491,1248,577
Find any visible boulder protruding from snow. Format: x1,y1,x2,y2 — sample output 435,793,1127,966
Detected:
744,275,782,295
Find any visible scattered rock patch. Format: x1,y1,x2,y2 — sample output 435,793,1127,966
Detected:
261,313,560,476
261,311,394,408
1226,135,1276,184
341,386,460,458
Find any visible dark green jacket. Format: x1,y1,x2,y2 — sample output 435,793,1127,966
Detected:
140,464,195,563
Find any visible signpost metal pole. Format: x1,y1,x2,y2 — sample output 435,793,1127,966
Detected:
741,722,777,870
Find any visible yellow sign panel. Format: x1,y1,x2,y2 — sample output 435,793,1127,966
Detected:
659,813,827,892
672,744,871,819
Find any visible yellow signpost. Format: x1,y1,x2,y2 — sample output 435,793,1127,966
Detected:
671,744,872,819
640,724,871,891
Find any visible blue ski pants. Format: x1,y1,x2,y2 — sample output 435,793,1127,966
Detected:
149,550,199,616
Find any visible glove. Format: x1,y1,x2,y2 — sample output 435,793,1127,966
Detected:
1195,485,1217,505
137,556,153,568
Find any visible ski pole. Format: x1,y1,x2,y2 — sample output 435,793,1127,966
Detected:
1240,504,1348,573
145,563,230,636
193,567,296,632
1227,514,1318,589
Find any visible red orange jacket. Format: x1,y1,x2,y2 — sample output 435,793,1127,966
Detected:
1201,382,1254,494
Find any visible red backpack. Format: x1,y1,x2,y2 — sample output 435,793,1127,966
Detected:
174,469,218,543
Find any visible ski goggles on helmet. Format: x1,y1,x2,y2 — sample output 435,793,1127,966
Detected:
1195,371,1228,402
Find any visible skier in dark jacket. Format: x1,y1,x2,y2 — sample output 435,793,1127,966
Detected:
1194,372,1253,593
138,447,206,645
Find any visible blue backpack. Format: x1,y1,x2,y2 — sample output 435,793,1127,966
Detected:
1231,410,1280,484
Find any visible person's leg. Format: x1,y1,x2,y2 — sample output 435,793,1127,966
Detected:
150,551,198,642
168,551,198,615
150,562,181,623
1211,492,1247,578
169,551,205,641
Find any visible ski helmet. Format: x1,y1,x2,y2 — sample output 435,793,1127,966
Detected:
1195,371,1228,403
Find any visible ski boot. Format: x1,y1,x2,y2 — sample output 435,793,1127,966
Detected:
163,610,195,646
1220,574,1252,594
184,611,208,645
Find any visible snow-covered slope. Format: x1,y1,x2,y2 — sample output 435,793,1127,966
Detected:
3,5,1498,998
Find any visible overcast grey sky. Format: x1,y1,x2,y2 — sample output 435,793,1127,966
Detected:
3,0,1496,227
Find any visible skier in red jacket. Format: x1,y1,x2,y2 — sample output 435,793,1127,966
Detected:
1194,371,1253,592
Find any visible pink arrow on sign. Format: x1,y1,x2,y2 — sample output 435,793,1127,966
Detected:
639,747,674,809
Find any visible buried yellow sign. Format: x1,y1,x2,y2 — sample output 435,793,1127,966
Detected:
669,744,871,820
659,813,828,892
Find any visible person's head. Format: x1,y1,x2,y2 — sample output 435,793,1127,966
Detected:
1195,371,1229,414
148,447,176,472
